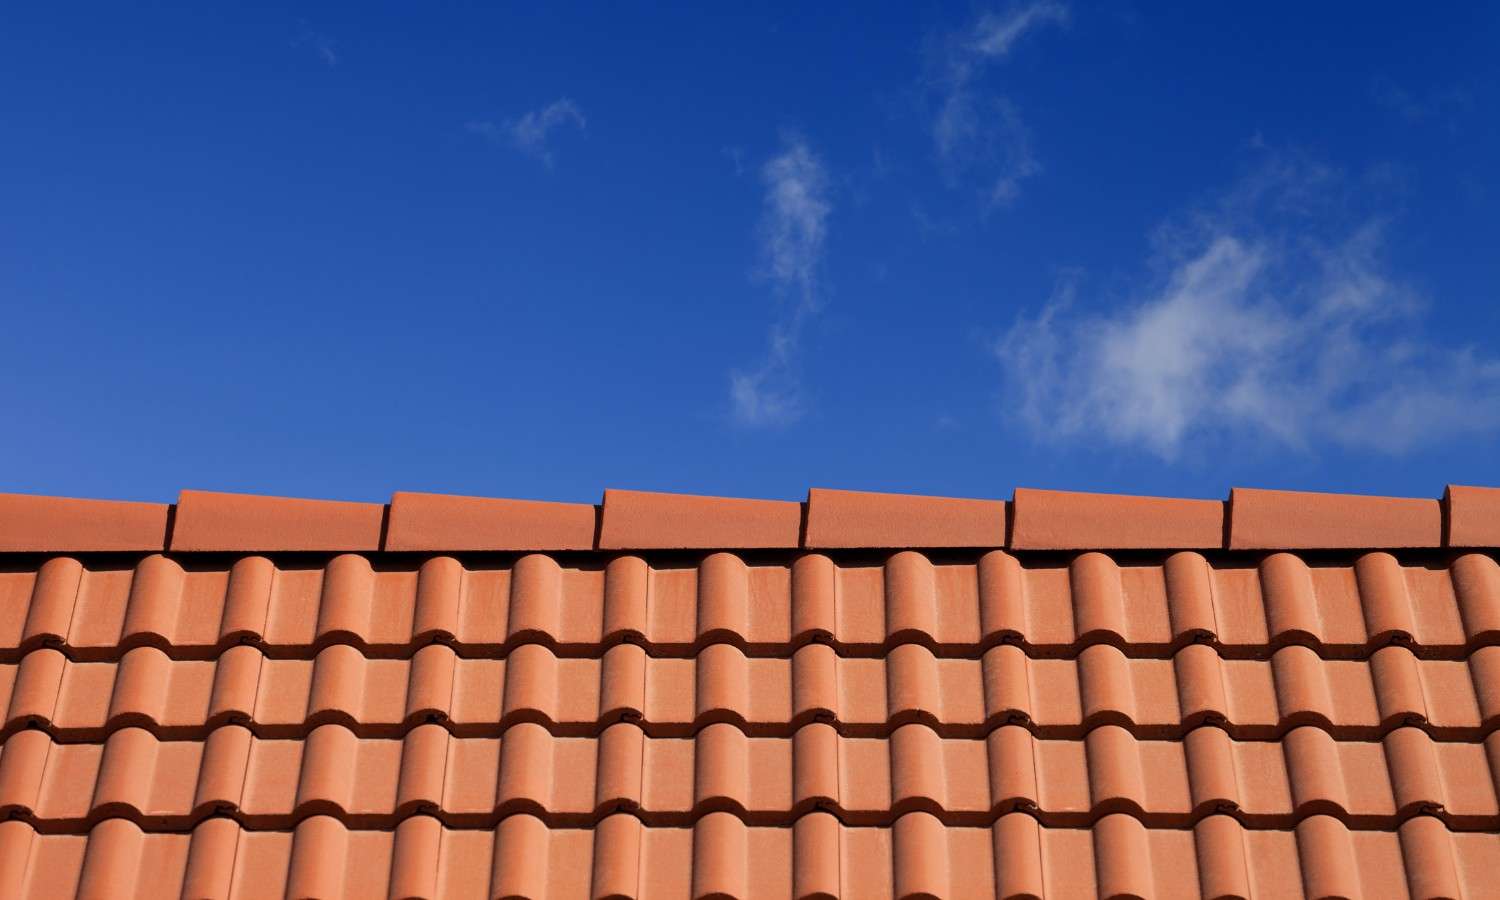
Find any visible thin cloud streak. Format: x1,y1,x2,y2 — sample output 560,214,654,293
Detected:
1370,76,1473,135
929,3,1067,207
468,98,586,168
970,2,1070,59
730,138,832,427
996,160,1500,457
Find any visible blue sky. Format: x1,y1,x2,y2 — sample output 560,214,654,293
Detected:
3,3,1497,505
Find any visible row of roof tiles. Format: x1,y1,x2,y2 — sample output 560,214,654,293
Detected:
5,721,1500,829
7,811,1490,900
5,484,1500,553
6,642,1500,742
6,551,1500,659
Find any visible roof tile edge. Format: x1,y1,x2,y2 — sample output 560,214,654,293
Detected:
1010,488,1224,550
0,493,170,552
1445,484,1500,548
170,490,386,552
803,488,1007,549
1,484,1494,554
1227,487,1442,550
597,488,802,550
386,491,597,551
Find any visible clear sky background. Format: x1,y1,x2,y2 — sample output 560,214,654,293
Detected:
3,3,1497,505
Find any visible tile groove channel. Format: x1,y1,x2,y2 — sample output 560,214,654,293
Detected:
6,641,1498,741
2,805,1492,835
4,548,1497,662
3,721,1498,832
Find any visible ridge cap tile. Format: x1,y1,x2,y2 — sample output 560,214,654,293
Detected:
1011,487,1224,550
597,488,801,550
1445,484,1500,548
0,493,169,552
1229,486,1442,550
1,482,1493,554
803,487,1006,548
171,489,385,552
385,491,597,552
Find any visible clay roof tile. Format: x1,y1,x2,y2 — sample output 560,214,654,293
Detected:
386,491,596,551
0,493,168,552
171,489,385,552
1010,487,1223,550
803,487,1005,548
0,481,1492,897
1228,486,1441,549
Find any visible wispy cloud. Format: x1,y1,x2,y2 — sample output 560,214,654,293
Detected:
996,157,1500,457
730,137,832,427
969,2,1070,58
1371,76,1472,133
929,3,1067,207
468,99,586,168
934,94,1038,206
293,21,339,68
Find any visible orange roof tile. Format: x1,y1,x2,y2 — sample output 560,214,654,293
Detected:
1228,486,1443,549
0,493,168,552
803,488,1006,548
1011,487,1223,550
0,483,1498,896
597,489,801,549
1447,484,1500,548
385,491,596,551
171,490,385,552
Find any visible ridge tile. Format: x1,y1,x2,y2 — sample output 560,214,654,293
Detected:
803,488,1006,548
385,491,596,551
171,490,384,552
597,489,800,550
1011,488,1223,550
1447,485,1500,548
1229,487,1442,550
0,493,168,552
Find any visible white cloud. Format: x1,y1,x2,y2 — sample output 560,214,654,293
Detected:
730,138,831,427
934,94,1038,207
970,2,1070,59
468,99,586,167
929,3,1067,206
758,140,831,305
996,161,1500,457
730,323,804,427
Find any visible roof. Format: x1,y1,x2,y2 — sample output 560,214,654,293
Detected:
0,483,1497,898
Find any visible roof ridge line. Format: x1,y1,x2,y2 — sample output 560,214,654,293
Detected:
0,483,1496,553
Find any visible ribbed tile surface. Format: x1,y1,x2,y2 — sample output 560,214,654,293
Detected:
6,813,1500,900
3,547,1499,897
5,549,1498,657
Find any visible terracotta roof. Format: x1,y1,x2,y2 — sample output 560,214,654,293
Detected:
0,484,1498,897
